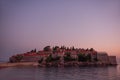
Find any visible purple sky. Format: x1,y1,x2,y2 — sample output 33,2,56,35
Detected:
0,0,120,61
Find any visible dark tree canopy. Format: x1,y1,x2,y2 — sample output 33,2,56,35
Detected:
64,52,76,62
43,46,51,51
30,49,37,53
53,46,59,51
77,53,91,62
90,48,94,51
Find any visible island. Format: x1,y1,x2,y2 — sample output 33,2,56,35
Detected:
0,46,117,68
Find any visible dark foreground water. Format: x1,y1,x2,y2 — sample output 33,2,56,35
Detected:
0,65,120,80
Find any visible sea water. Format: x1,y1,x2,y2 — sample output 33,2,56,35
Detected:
0,65,120,80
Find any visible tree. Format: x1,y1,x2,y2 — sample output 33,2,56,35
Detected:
64,52,75,62
67,47,69,50
45,54,53,63
90,48,94,51
86,48,89,51
77,53,92,62
60,46,66,50
71,46,75,50
45,54,61,63
30,50,34,53
34,49,36,52
77,53,87,62
53,46,59,51
43,46,51,51
30,49,37,53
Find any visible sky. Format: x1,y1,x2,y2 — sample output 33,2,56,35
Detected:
0,0,120,61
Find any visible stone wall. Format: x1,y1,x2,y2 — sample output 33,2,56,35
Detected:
109,56,117,65
97,52,109,64
21,56,42,62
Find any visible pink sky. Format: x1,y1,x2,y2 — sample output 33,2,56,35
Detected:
0,0,120,61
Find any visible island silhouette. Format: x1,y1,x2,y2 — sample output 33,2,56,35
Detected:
7,46,117,67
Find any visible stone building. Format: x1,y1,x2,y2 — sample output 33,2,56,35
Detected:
97,52,109,64
21,55,41,62
109,56,117,65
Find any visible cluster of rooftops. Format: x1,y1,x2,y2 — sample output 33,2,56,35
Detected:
15,46,97,56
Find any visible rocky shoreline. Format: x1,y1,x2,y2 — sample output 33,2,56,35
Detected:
38,61,117,67
0,61,117,68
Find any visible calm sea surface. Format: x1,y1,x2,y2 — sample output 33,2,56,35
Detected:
0,65,120,80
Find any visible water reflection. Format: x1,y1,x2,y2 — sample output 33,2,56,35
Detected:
0,65,120,80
